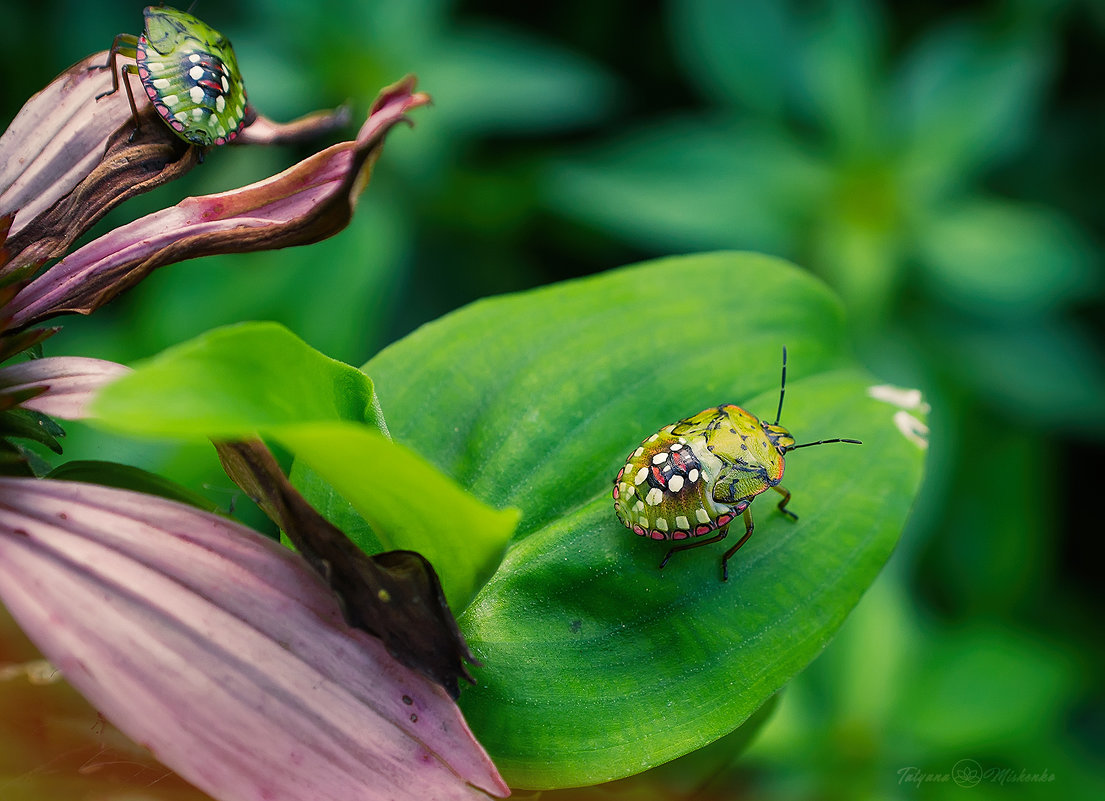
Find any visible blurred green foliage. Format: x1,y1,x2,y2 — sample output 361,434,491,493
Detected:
3,0,1103,798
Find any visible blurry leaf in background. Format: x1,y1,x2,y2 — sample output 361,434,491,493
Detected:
546,118,830,254
739,566,1103,801
916,198,1098,318
547,0,1078,328
891,18,1053,198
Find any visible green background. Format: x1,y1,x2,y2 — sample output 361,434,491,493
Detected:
2,1,1102,799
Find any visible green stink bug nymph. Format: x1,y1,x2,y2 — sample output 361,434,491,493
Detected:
96,6,249,147
612,347,861,581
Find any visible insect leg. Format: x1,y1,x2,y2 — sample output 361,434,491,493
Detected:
773,484,797,520
658,526,729,571
116,63,144,136
720,507,755,581
94,33,139,96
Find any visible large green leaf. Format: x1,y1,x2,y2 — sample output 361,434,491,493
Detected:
355,251,925,788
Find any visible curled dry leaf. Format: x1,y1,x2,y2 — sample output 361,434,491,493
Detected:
216,439,478,699
0,477,510,801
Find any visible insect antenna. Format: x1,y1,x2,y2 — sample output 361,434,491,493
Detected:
789,437,863,450
774,345,862,450
774,345,787,425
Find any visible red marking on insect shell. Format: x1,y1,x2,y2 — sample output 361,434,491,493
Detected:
695,524,713,536
670,449,691,471
672,530,689,540
650,465,666,486
612,485,620,500
715,513,734,528
650,530,665,540
632,525,646,537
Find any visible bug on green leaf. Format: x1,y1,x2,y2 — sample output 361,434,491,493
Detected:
612,347,862,581
95,6,249,147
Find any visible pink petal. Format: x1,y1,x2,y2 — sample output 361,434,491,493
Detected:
0,356,131,419
0,478,509,801
236,107,353,146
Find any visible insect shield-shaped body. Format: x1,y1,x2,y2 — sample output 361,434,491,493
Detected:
97,6,249,147
612,348,861,581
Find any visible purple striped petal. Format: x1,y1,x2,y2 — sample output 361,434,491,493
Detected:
0,478,509,801
6,79,429,329
0,356,131,419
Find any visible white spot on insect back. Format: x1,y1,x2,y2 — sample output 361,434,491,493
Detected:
189,86,205,105
670,442,683,451
655,518,668,532
189,65,204,81
192,107,204,120
189,53,202,63
162,94,180,108
645,488,663,506
632,447,644,458
221,75,230,92
215,95,226,113
174,111,188,122
148,61,166,73
667,475,685,493
695,508,710,524
651,452,668,465
675,515,689,529
633,467,648,486
633,500,644,513
152,78,170,90
687,468,700,483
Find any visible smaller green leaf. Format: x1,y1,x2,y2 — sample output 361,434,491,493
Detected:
273,422,519,609
90,321,518,609
45,459,222,513
0,407,64,453
90,321,385,438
